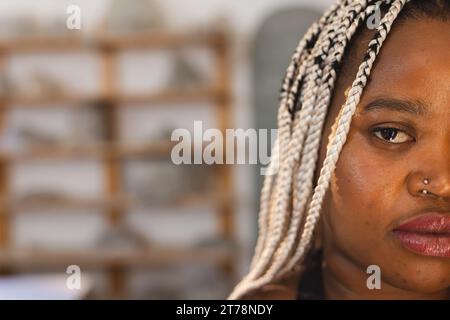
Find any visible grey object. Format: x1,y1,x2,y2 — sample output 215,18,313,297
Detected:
252,8,321,235
124,160,213,206
95,223,151,249
3,69,66,98
124,161,186,205
72,105,105,144
105,0,164,34
17,126,62,147
0,14,37,39
167,53,206,89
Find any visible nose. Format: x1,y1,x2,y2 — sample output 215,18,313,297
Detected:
407,143,450,201
426,175,450,200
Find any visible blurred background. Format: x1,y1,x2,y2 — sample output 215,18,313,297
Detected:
0,0,332,299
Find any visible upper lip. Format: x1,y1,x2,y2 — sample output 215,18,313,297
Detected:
394,210,450,234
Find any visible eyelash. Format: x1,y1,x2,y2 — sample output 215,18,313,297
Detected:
371,126,415,144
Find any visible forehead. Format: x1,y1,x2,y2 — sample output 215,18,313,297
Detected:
357,18,450,117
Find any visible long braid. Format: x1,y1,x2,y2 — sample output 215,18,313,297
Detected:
229,0,412,300
264,0,359,272
229,0,358,297
290,0,409,274
233,0,370,294
243,2,347,283
249,1,344,271
251,19,328,267
276,0,375,275
280,0,389,274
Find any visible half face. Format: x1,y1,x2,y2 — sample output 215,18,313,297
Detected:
318,18,450,297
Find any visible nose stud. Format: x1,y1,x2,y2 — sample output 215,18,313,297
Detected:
421,178,430,195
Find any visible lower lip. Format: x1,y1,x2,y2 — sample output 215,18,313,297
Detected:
392,230,450,258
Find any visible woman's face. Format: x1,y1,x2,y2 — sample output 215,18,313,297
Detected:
318,18,450,298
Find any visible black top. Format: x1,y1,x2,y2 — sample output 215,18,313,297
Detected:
296,249,325,300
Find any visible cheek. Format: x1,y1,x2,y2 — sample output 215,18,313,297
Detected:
321,129,450,292
324,134,403,254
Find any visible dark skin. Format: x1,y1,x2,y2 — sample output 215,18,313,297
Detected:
317,18,450,299
241,16,450,301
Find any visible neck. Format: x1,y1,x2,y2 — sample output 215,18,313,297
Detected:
321,248,449,300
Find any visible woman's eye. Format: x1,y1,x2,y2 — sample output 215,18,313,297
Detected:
372,127,414,144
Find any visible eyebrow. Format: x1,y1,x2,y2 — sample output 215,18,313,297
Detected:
362,98,429,116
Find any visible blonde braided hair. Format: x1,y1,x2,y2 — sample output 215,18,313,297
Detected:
229,0,412,300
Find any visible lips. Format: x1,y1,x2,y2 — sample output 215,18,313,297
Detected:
392,213,450,258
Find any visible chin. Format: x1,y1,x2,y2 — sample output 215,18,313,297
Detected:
383,256,450,294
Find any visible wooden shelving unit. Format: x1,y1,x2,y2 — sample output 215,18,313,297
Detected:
0,192,230,213
0,141,202,161
0,246,234,269
0,31,237,298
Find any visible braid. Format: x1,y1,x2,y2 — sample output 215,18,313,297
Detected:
249,0,345,271
277,0,379,276
245,1,347,281
288,0,409,275
228,0,419,300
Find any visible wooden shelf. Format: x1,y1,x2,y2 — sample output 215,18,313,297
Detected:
0,87,223,107
0,196,123,212
0,246,235,268
0,140,224,162
0,31,224,53
0,142,178,162
0,29,235,298
0,94,101,106
116,87,224,105
0,193,227,213
0,35,85,53
98,31,225,49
